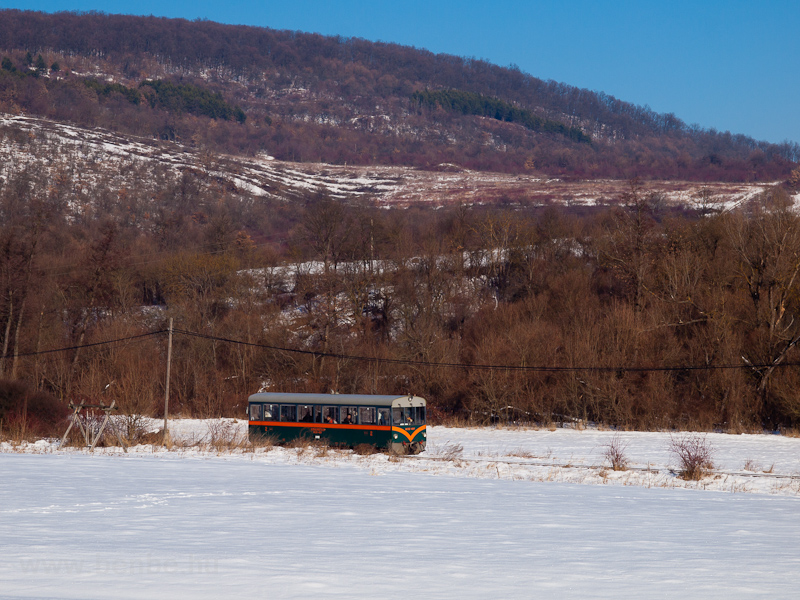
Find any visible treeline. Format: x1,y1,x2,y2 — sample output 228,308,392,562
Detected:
2,137,800,434
139,80,246,122
412,89,591,144
0,9,796,181
83,78,246,122
83,78,142,105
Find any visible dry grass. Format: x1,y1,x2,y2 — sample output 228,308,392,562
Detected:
313,441,330,458
507,448,537,459
247,433,277,452
287,437,313,449
0,414,37,444
353,443,379,455
139,430,167,445
287,436,314,458
744,459,775,474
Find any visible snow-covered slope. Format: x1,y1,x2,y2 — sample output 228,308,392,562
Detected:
0,113,774,209
0,114,402,202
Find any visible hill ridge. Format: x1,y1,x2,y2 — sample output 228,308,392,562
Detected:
0,9,797,181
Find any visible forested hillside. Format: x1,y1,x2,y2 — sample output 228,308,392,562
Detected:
0,9,797,180
2,133,800,434
4,10,800,438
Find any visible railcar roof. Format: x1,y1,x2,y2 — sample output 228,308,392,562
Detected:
247,392,426,407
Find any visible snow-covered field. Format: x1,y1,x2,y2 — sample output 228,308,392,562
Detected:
2,422,800,598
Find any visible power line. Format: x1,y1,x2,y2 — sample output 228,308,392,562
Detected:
10,325,800,375
172,328,797,374
11,330,167,358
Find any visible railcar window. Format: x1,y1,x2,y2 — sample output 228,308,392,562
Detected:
393,407,414,425
280,404,297,422
314,405,324,423
341,409,358,425
249,404,261,421
298,405,314,423
359,407,376,425
377,408,389,426
323,406,338,424
264,404,279,420
394,406,421,424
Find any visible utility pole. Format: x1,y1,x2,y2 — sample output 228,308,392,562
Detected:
163,317,173,445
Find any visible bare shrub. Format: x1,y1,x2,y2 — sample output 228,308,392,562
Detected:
435,442,464,460
603,434,629,471
2,411,36,443
121,415,151,444
101,414,151,447
353,443,378,455
207,420,242,451
669,434,715,480
0,381,69,441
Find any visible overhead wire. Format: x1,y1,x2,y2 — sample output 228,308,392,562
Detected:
9,326,800,374
171,328,794,374
11,329,168,358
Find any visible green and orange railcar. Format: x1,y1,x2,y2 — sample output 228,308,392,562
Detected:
247,392,427,454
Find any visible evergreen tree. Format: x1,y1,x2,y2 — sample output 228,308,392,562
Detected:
35,54,47,74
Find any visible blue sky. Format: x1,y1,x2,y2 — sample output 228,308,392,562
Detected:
4,0,799,144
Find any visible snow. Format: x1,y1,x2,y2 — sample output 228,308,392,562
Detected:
0,113,402,203
7,421,800,495
3,423,800,597
0,112,774,211
1,445,799,599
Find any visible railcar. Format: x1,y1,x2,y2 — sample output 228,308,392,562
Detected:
247,392,427,454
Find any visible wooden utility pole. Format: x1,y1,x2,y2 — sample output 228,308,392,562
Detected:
163,317,173,444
